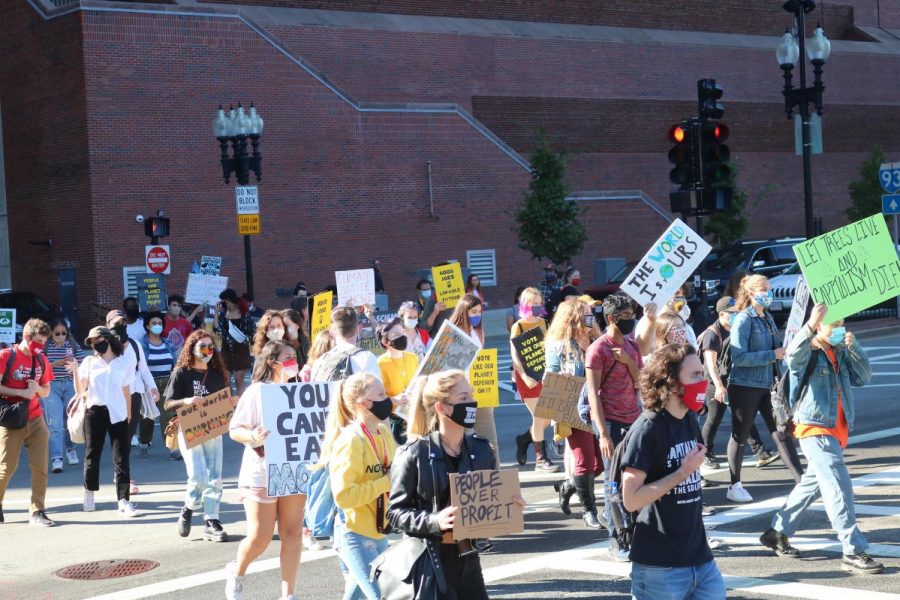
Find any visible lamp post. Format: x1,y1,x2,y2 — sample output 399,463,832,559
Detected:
212,103,264,297
777,0,831,239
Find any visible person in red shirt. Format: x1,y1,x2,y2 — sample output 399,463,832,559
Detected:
0,318,55,526
162,295,197,350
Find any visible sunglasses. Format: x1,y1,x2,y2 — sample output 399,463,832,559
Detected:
197,344,215,351
52,331,68,337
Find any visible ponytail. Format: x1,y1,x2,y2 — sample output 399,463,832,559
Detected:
407,370,468,439
320,372,380,463
735,274,768,311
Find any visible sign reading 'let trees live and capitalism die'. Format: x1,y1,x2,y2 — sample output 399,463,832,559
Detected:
793,214,900,323
620,218,713,307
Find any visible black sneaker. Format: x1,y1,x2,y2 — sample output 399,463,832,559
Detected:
514,432,530,466
759,528,800,558
701,455,721,471
204,519,228,542
842,552,884,574
177,507,193,537
755,449,780,468
582,510,602,529
29,510,54,527
0,505,4,524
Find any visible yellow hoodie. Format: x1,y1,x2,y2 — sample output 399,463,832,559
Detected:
329,421,397,540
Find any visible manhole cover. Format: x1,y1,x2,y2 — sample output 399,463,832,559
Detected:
55,559,159,581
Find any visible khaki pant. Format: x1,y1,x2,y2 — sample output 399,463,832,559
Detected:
473,407,500,467
0,416,50,513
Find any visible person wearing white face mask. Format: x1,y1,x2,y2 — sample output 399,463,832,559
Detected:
280,308,310,368
252,310,287,356
397,301,429,361
165,330,232,542
138,311,179,458
226,341,306,600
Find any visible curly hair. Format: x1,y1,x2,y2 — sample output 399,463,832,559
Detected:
638,343,696,412
252,310,285,356
545,297,589,350
175,329,228,377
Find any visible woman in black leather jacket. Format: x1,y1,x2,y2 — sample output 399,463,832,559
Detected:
387,369,496,600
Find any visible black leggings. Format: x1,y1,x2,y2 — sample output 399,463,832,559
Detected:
727,384,803,485
701,395,765,457
438,544,489,600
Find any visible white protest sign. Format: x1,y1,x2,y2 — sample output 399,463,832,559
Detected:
335,269,376,307
0,309,16,345
185,273,229,305
262,381,338,497
620,218,713,307
783,276,811,351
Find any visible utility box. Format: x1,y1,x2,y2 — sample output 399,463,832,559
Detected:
594,258,626,284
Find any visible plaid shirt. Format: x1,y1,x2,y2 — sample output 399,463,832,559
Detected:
538,281,562,303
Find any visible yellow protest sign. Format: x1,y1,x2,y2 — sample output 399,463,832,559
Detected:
311,291,333,339
469,348,499,408
432,263,465,309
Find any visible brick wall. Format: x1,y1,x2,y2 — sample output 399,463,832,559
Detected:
204,0,867,40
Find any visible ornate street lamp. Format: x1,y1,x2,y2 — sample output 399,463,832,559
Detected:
213,103,264,185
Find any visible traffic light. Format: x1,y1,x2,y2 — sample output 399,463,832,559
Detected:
697,79,724,120
700,121,731,185
668,122,695,187
144,216,170,239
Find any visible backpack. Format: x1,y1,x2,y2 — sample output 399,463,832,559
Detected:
771,350,820,433
698,324,731,380
0,349,43,430
304,464,339,540
310,346,364,382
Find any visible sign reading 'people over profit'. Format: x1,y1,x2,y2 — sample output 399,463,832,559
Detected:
620,218,713,307
793,214,900,323
262,381,338,497
449,470,524,541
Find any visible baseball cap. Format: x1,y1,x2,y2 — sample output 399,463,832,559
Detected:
106,309,126,325
84,326,113,346
716,296,738,313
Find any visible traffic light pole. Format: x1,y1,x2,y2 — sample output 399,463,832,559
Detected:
795,5,816,240
243,234,254,298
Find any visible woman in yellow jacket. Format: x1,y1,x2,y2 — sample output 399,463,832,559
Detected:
325,372,397,600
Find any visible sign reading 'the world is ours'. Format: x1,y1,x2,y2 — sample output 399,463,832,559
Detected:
620,218,713,307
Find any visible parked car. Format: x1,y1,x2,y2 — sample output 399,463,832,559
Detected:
703,236,805,294
767,262,801,326
0,289,66,341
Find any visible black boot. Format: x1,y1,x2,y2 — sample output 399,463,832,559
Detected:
573,474,601,528
534,440,561,473
553,479,577,515
515,430,532,465
177,506,193,538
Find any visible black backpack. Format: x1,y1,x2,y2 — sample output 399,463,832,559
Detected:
698,324,731,381
771,350,819,433
310,346,364,382
0,349,41,430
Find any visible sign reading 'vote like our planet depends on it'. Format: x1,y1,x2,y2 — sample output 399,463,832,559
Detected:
469,348,499,408
793,214,900,323
620,218,713,307
511,327,545,383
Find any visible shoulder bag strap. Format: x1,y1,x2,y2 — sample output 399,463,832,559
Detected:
1,348,16,387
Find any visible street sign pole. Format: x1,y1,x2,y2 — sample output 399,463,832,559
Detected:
236,185,261,297
244,234,254,298
879,162,900,317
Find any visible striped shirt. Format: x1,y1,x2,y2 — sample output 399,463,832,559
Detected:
144,340,175,377
45,340,85,379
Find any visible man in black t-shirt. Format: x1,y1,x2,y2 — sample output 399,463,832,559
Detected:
621,343,725,600
698,296,776,472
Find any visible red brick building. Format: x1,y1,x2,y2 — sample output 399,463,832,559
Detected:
2,0,899,332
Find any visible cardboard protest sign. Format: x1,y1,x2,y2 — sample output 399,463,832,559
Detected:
335,269,376,308
310,291,333,339
534,372,592,433
793,214,900,323
0,309,16,345
262,381,338,497
185,273,229,305
620,218,713,307
432,263,465,309
511,327,545,382
412,320,482,382
177,388,235,449
469,348,499,408
199,255,222,276
449,470,524,541
137,273,167,312
783,276,811,351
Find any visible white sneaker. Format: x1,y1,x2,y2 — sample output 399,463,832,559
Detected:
66,449,79,465
303,532,323,551
225,560,244,600
83,490,95,512
726,482,754,503
131,435,139,447
118,499,141,517
51,458,64,473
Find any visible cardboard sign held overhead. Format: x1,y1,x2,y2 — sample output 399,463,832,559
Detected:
534,372,592,433
793,214,900,323
336,269,376,308
450,470,524,541
783,276,811,351
262,381,339,497
412,320,482,383
469,348,499,408
511,327,545,382
177,388,235,449
619,218,713,307
310,291,333,339
432,263,465,309
185,273,229,306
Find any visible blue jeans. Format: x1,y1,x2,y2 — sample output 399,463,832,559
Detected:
772,434,868,555
180,435,223,519
631,560,726,600
42,378,76,460
601,420,630,539
334,517,388,600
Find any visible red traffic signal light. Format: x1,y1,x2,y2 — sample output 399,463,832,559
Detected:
668,125,686,144
144,216,170,239
668,122,696,187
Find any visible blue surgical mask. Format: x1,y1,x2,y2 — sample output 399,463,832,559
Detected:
150,324,163,335
421,289,432,299
403,317,418,329
727,312,736,326
468,315,482,328
827,327,846,346
754,290,774,308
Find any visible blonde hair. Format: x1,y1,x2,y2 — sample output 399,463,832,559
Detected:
518,287,543,308
406,370,468,439
306,330,335,367
546,297,589,350
321,372,381,462
736,274,769,311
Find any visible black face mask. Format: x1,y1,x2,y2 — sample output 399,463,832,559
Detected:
617,318,636,335
368,398,394,421
544,271,556,283
389,335,408,352
125,307,140,320
442,401,478,428
93,340,110,354
112,324,128,342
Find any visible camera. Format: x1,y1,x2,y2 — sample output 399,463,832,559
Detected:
135,215,145,223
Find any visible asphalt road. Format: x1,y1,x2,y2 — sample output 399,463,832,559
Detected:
2,330,900,600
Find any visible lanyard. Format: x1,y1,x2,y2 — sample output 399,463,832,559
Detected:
359,422,388,467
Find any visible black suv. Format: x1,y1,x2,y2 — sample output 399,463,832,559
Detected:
702,237,805,293
0,290,65,341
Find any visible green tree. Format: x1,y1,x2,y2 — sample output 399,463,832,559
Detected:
845,145,886,222
515,133,585,266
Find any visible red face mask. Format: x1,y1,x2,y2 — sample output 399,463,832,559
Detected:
680,380,708,413
571,278,582,287
27,340,45,355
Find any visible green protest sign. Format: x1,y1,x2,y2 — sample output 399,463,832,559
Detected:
793,214,900,323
